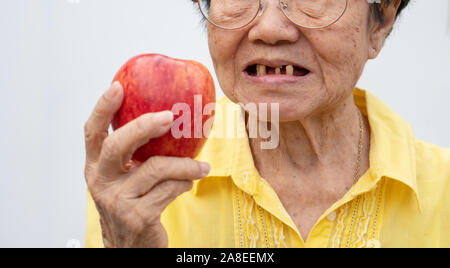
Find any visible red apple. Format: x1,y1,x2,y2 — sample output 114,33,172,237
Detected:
112,54,216,162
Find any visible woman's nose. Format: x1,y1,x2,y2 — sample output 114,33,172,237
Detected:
248,0,301,45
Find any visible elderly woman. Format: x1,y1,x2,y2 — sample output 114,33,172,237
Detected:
84,0,450,248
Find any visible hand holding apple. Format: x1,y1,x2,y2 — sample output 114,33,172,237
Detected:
84,80,212,247
83,54,215,247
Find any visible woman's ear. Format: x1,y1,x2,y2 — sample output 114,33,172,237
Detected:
368,1,402,59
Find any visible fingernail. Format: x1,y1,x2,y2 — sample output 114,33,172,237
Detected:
105,82,121,99
153,111,174,127
199,162,211,177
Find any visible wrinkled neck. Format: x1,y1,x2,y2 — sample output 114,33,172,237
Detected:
248,95,368,178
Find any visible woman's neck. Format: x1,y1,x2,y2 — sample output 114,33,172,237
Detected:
248,95,370,187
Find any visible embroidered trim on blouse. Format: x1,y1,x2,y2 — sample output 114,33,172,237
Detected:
233,178,386,248
330,178,386,248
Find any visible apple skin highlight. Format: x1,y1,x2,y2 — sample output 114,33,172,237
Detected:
112,54,216,162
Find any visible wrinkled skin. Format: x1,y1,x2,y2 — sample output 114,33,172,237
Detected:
207,0,400,239
209,0,398,120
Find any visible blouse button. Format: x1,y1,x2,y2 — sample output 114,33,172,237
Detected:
243,172,249,184
327,211,337,221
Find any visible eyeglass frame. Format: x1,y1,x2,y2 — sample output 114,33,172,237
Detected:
192,0,349,30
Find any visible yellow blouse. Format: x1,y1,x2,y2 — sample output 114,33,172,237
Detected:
85,88,450,248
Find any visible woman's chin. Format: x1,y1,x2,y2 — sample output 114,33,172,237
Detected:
242,102,315,123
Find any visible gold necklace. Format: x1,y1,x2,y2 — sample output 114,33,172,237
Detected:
345,109,365,248
353,110,364,184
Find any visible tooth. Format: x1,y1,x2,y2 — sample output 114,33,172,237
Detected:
286,65,294,76
275,67,281,75
257,64,266,76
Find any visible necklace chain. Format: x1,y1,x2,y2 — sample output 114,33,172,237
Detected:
345,109,365,248
353,110,364,184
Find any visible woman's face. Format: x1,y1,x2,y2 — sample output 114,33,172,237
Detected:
208,0,386,121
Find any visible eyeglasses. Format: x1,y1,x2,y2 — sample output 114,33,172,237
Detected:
193,0,348,30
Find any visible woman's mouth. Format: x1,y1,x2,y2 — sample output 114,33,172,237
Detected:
245,64,310,76
243,64,311,84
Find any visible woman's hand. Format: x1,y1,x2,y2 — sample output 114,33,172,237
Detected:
83,82,210,248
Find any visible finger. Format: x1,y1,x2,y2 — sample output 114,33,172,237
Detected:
137,180,193,216
97,111,174,179
84,82,124,164
122,156,210,198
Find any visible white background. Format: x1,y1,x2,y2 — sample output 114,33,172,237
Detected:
0,0,449,247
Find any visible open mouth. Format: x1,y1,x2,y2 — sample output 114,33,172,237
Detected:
245,64,310,77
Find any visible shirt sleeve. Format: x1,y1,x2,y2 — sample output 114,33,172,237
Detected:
85,191,104,248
